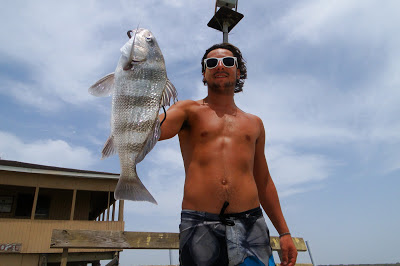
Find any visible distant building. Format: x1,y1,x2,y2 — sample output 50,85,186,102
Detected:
0,160,124,266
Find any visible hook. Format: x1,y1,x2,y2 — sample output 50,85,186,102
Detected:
127,30,133,38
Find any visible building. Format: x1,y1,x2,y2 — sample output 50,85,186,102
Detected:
0,160,124,266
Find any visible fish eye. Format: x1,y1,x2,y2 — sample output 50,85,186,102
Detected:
145,35,152,42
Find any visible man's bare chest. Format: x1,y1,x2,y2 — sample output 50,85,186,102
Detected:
187,108,259,144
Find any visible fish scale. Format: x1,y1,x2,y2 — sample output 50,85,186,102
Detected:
89,28,177,204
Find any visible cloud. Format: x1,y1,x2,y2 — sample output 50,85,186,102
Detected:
0,0,215,112
1,80,62,112
266,144,334,190
237,75,358,145
0,1,122,111
276,0,400,46
0,130,97,169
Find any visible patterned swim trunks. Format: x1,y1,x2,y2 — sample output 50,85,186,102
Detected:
179,204,275,266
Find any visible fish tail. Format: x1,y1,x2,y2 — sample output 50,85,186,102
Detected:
114,171,157,204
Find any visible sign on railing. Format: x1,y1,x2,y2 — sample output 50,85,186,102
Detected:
0,243,22,253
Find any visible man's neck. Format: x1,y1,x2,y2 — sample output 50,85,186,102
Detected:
204,89,236,110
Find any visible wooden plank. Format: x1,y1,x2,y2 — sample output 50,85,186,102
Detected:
105,255,119,266
106,191,110,221
31,186,39,219
270,236,308,252
70,189,77,220
51,230,307,252
0,171,118,192
51,230,179,249
0,243,22,253
112,202,116,221
60,247,68,266
118,200,124,221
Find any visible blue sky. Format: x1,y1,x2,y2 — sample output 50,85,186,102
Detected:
1,0,399,264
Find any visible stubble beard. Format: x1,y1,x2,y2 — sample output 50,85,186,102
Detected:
207,80,236,95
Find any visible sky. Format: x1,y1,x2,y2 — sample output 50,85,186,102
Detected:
0,0,399,265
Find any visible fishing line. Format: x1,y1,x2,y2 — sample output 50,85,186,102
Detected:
124,24,141,70
160,106,167,126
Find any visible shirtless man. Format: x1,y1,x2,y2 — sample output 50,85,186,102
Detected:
159,43,297,266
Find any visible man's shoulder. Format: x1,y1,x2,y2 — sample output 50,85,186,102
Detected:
172,99,203,111
239,110,263,124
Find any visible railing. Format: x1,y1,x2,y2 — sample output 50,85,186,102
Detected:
51,229,312,266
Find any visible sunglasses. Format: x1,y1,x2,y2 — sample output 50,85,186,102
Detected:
204,56,238,70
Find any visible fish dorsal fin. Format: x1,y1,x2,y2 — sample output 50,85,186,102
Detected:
135,119,161,164
160,78,178,107
88,73,115,97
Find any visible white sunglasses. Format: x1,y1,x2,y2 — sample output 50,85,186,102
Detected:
204,56,238,70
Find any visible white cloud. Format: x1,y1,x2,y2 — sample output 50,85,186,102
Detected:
2,80,62,112
276,0,400,45
0,130,97,169
0,1,121,111
237,75,357,144
266,144,334,193
0,0,215,112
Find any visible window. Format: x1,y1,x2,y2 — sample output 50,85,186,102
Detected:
0,196,13,213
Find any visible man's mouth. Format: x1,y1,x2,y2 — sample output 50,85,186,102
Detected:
214,72,229,78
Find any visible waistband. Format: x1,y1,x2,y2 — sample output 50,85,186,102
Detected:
181,206,262,221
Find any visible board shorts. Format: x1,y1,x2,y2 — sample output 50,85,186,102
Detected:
179,203,275,266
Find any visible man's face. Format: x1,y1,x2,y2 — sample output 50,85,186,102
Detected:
203,48,240,94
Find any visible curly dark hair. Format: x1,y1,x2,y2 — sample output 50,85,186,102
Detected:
201,43,247,93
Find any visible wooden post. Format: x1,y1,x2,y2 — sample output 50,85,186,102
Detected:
60,248,68,266
112,201,116,221
31,186,39,220
38,254,47,266
70,189,77,220
118,200,124,221
277,250,283,261
106,191,110,221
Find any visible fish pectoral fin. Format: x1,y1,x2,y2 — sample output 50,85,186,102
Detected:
160,78,178,107
88,73,115,97
135,119,161,164
101,135,117,159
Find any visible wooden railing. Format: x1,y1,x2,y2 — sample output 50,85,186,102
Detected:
51,229,312,266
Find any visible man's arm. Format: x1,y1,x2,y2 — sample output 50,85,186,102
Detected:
158,100,189,141
253,117,297,266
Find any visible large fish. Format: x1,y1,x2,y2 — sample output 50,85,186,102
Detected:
89,28,177,204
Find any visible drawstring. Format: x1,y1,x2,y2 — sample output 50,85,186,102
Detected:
160,106,167,126
219,201,235,226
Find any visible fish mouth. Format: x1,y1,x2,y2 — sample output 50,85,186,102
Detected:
123,45,147,70
131,52,146,62
130,45,147,61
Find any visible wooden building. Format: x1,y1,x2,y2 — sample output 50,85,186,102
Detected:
0,159,125,266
